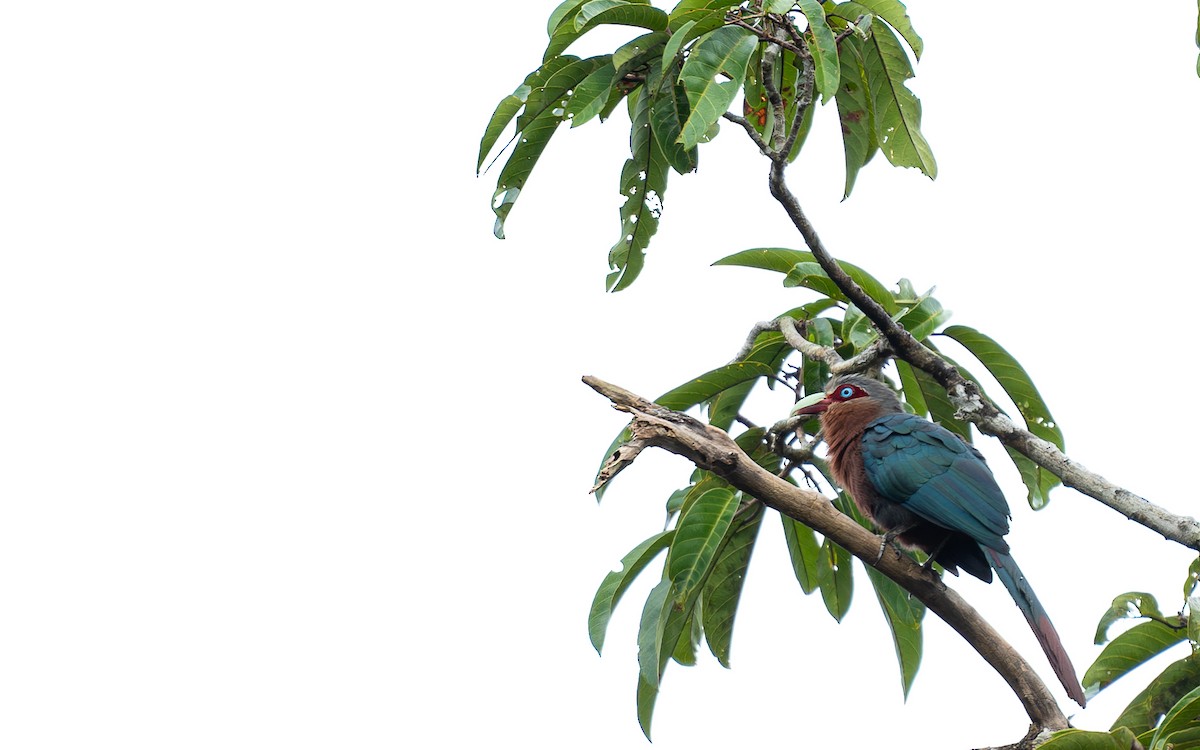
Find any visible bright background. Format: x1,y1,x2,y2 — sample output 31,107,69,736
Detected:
1,2,1197,748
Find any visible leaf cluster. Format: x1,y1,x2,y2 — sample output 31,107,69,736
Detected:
478,0,937,290
588,246,1066,735
1044,559,1200,749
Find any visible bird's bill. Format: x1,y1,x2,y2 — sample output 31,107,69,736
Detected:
791,391,831,416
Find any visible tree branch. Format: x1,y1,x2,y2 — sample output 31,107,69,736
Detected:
764,157,1200,551
584,375,1070,736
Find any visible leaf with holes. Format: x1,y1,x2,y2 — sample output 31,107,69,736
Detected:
677,26,757,150
608,86,671,291
859,23,935,178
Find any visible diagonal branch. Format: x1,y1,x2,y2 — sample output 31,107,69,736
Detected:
584,374,1070,736
762,156,1200,552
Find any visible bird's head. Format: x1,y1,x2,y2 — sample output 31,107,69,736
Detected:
791,375,903,419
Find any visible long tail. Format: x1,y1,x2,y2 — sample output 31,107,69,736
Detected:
985,548,1086,706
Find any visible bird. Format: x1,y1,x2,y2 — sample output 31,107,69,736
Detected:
792,374,1086,706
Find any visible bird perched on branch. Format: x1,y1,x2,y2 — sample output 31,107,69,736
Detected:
792,375,1086,706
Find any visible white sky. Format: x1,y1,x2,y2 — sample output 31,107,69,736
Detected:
2,2,1198,748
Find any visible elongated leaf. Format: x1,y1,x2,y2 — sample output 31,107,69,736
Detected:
896,360,927,417
832,36,873,199
567,60,618,127
782,515,821,594
860,23,936,178
908,359,971,441
545,0,663,60
865,565,925,697
703,505,764,667
1187,556,1200,599
672,603,703,666
478,84,532,174
817,537,854,621
548,0,590,35
637,578,674,689
847,0,923,58
716,247,899,314
667,0,732,34
1095,592,1165,644
490,56,607,238
588,530,676,653
708,335,791,429
1040,728,1142,750
677,26,757,149
796,0,839,101
668,486,739,604
942,324,1064,505
1111,653,1200,734
662,20,698,70
650,79,699,174
1083,619,1187,699
614,30,669,77
608,87,670,291
657,361,778,411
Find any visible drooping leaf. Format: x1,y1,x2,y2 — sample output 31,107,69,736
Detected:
667,486,740,604
490,56,608,239
832,34,877,197
817,536,854,621
608,86,671,291
941,325,1064,506
907,358,971,441
1110,653,1200,734
1083,619,1187,700
672,602,703,665
796,0,839,102
859,23,936,178
859,0,923,59
567,60,618,127
782,515,821,594
1095,592,1165,644
703,504,764,667
637,578,674,689
895,360,928,417
865,565,925,697
1186,556,1200,600
716,247,899,314
588,530,676,653
650,78,699,174
803,316,836,395
478,84,532,174
1039,727,1142,750
677,25,757,149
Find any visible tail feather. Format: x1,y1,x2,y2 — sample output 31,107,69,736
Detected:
985,548,1086,707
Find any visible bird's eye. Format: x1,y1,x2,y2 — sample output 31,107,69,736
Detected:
839,386,855,399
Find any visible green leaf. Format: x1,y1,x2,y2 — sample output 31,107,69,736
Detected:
803,316,836,395
567,60,618,127
478,84,532,174
650,79,700,174
896,360,928,417
588,530,676,654
545,0,664,61
765,0,795,11
637,578,674,689
1111,653,1200,734
490,56,608,239
817,537,854,621
1095,592,1165,644
895,293,949,342
667,0,733,33
782,515,822,594
636,671,659,740
784,261,899,317
941,325,1064,505
1084,619,1187,700
833,36,876,198
662,19,698,70
667,486,740,604
608,87,671,291
1039,727,1142,750
613,30,670,77
843,0,923,58
657,361,778,411
708,334,791,430
672,603,703,666
548,0,590,35
865,565,925,697
703,505,764,667
1187,556,1200,599
908,357,971,441
677,26,757,149
715,247,899,314
796,0,839,102
1149,684,1200,750
860,23,936,178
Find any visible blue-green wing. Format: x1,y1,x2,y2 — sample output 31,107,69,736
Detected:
861,413,1011,552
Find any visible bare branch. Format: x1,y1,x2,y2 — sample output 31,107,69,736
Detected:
584,375,1071,735
721,112,771,156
